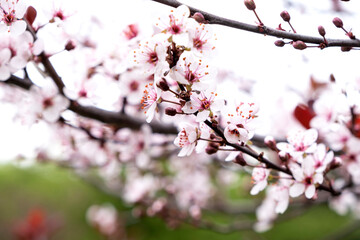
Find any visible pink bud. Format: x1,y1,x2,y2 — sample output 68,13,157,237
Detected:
274,40,285,47
24,6,37,26
341,46,352,52
264,136,278,151
244,0,256,10
157,78,169,91
165,107,177,116
292,40,307,50
318,26,326,37
205,146,218,155
234,153,247,166
280,10,290,22
65,40,76,51
192,12,207,24
332,17,343,28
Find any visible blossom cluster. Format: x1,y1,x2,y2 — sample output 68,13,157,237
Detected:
0,0,360,235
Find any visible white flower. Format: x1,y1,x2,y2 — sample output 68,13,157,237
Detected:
250,165,270,195
140,82,161,123
0,0,27,35
0,48,11,80
289,157,323,199
182,90,224,122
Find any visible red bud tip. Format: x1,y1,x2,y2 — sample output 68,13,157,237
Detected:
274,40,285,47
332,17,343,28
234,153,247,166
341,46,352,52
165,107,177,116
65,40,76,51
192,12,207,24
157,78,169,91
292,41,307,50
244,0,256,10
24,6,37,26
318,26,326,37
280,10,290,22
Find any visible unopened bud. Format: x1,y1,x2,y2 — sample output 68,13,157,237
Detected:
24,6,37,26
234,153,247,166
165,107,177,116
292,40,307,50
278,151,290,162
264,136,278,151
210,133,217,139
192,12,206,24
280,10,290,22
205,146,218,155
274,40,285,47
244,0,256,10
318,26,326,37
65,40,76,51
332,17,343,28
329,157,342,170
341,46,352,52
209,142,220,149
157,78,169,91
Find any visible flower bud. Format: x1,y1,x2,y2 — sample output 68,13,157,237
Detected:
209,142,220,149
318,26,326,37
192,12,207,24
165,107,177,116
332,17,343,28
329,157,342,170
292,40,307,50
205,146,218,155
341,46,352,52
65,40,76,51
24,6,37,26
278,151,290,162
274,40,285,47
234,153,247,166
264,136,278,151
157,78,169,91
244,0,256,10
280,10,290,22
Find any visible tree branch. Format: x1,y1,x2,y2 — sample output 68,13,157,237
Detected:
150,0,360,47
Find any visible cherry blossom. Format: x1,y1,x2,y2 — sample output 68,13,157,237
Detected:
171,52,214,90
132,35,169,75
174,122,209,157
277,128,318,161
154,5,190,45
182,90,224,122
0,47,10,80
187,20,217,57
289,157,324,199
86,204,119,236
250,165,270,195
140,82,161,123
28,84,70,123
0,0,27,35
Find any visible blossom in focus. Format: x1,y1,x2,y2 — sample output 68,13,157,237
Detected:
289,157,323,199
0,0,27,35
277,128,318,161
182,90,224,122
174,122,209,157
140,82,161,123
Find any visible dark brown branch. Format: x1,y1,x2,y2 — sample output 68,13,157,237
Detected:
151,0,360,47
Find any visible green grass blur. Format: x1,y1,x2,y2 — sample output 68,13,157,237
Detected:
0,164,358,240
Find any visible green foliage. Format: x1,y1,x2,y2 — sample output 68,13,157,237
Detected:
0,164,358,240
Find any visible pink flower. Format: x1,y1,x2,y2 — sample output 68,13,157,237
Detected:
312,144,334,173
0,0,27,35
250,165,270,195
187,20,217,57
86,204,118,236
224,102,259,144
174,122,209,157
0,48,11,80
29,84,70,122
140,82,161,123
277,128,318,161
132,35,169,75
171,52,214,90
289,157,324,199
182,90,224,122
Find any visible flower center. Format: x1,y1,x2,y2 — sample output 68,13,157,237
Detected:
193,38,203,49
43,98,53,108
148,52,158,65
